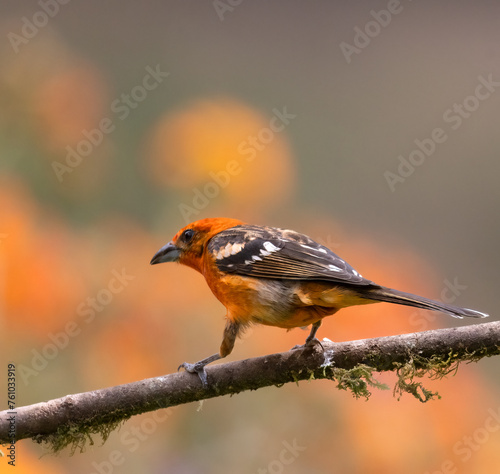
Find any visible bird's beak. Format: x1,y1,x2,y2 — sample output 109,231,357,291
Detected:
150,241,181,265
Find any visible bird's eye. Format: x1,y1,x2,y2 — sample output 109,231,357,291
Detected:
182,229,195,243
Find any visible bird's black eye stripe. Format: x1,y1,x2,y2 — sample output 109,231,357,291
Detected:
181,229,195,243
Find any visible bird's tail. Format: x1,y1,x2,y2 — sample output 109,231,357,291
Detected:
364,286,488,319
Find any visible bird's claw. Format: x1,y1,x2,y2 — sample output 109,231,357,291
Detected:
291,337,324,351
178,361,209,387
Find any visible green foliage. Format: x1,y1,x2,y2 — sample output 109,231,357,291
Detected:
329,365,389,400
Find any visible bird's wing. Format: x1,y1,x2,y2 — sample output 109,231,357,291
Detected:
207,225,374,286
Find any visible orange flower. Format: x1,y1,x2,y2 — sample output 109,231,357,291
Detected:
144,98,295,216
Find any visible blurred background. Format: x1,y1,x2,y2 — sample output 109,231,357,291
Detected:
1,1,499,473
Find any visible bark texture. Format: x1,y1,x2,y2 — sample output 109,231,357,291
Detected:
1,321,499,452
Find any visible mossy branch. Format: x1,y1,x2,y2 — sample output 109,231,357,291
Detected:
1,321,499,454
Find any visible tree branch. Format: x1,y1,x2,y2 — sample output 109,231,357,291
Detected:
1,321,499,453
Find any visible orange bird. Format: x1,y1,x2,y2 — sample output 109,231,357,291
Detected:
151,217,488,385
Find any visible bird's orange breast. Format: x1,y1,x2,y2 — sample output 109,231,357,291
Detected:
202,260,353,328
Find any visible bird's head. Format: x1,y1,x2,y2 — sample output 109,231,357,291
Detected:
150,217,244,272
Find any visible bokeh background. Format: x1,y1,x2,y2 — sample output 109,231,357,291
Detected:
1,1,499,473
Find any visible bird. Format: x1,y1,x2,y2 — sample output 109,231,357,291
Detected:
150,217,488,386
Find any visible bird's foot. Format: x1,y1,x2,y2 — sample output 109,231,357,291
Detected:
178,353,221,387
291,337,324,351
178,361,209,387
